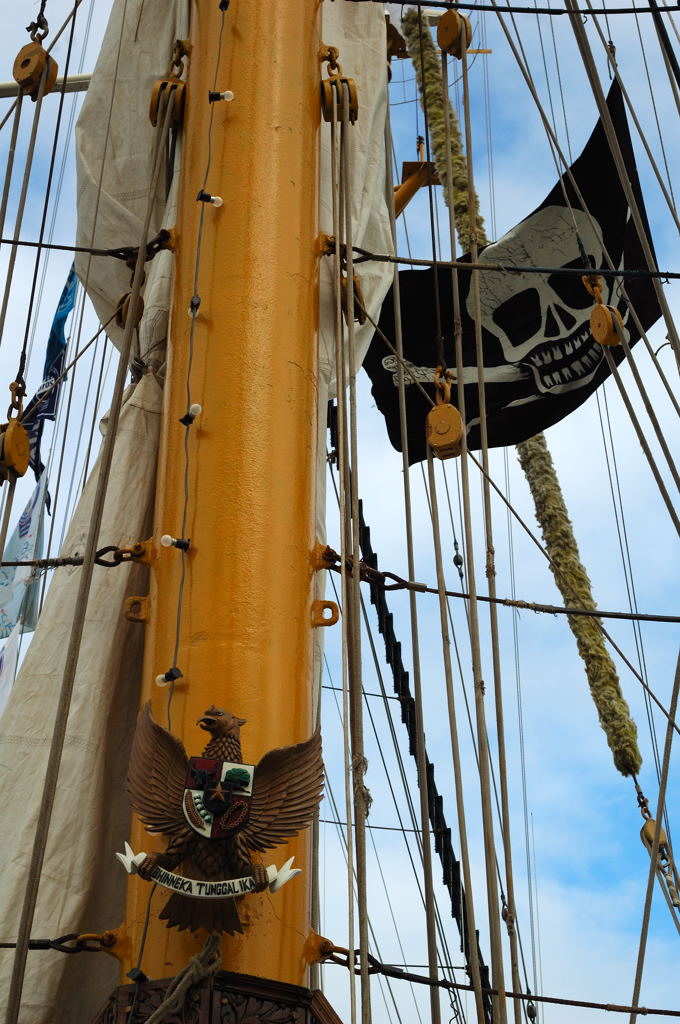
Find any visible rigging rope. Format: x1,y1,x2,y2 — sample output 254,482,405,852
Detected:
384,90,473,1024
321,943,680,1017
4,87,178,1024
323,633,437,1024
355,499,493,1016
467,447,680,738
629,652,680,1024
322,550,680,623
402,7,643,780
0,0,88,133
340,78,373,1024
330,82,358,1024
0,94,24,241
488,0,680,411
0,63,52,352
324,479,474,1024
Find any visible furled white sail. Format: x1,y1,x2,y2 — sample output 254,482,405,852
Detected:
74,0,187,361
0,373,162,1021
313,1,393,696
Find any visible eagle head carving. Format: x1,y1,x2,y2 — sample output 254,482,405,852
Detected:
196,706,247,736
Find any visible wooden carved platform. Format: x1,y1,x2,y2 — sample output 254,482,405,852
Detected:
91,969,344,1024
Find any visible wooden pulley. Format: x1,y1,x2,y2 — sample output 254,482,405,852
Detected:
436,10,473,59
590,302,623,347
0,418,30,480
13,43,58,100
426,368,463,460
115,292,145,329
149,77,186,128
320,68,358,124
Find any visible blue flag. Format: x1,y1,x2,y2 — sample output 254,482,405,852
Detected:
23,264,77,479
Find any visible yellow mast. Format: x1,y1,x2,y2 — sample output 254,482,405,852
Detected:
123,0,321,985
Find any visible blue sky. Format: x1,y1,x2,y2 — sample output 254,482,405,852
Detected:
0,3,678,1023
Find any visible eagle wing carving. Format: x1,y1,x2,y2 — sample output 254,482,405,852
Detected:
127,701,193,841
240,726,324,853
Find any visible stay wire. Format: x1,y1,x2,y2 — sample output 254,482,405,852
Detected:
548,0,573,162
330,84,357,1024
24,0,97,373
320,738,405,1024
629,0,677,210
384,92,448,1024
37,291,90,613
595,389,677,865
566,0,680,365
340,79,373,1024
325,549,468,1024
80,335,111,487
457,45,511,1023
418,455,536,1015
415,52,489,1021
1,2,82,392
602,344,680,538
0,65,51,355
0,94,24,242
662,0,680,43
57,335,111,554
323,610,425,1024
629,651,680,1024
38,0,132,602
586,3,680,230
465,448,680,737
595,390,661,776
502,451,541,1009
323,643,403,1024
489,0,680,399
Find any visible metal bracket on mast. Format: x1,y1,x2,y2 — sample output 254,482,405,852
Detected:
124,596,150,623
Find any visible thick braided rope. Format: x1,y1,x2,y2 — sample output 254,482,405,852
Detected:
145,933,222,1024
401,9,641,776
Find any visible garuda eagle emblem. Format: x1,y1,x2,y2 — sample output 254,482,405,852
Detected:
126,702,324,935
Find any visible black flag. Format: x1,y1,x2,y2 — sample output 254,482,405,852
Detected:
363,82,661,462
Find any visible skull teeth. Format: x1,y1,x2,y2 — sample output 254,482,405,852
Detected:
523,327,605,394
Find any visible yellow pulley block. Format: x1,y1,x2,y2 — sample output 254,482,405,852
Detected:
320,65,358,124
149,76,186,128
640,817,668,853
437,10,473,59
590,302,623,347
115,292,145,329
582,273,623,347
426,368,463,460
0,419,30,479
13,43,58,101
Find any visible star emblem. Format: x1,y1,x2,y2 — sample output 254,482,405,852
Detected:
206,781,228,804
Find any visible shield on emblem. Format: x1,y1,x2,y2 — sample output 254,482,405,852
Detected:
183,757,255,839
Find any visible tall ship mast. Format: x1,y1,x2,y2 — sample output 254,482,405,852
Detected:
0,1,677,1023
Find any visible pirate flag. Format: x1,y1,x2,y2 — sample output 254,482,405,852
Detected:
363,82,661,462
